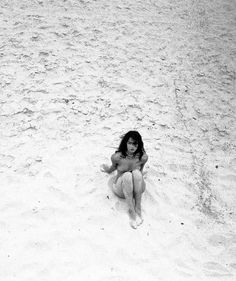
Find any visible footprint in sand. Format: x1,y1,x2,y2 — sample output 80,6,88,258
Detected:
203,261,232,277
230,263,236,269
208,233,236,248
47,185,75,204
208,234,228,247
168,163,179,172
26,240,51,252
0,154,15,169
168,163,189,173
175,259,193,277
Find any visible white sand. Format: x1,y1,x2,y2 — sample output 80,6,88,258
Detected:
0,0,236,280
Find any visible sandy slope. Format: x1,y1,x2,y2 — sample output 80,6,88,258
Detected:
0,0,236,280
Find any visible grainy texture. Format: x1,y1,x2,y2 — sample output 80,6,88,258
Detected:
0,0,235,280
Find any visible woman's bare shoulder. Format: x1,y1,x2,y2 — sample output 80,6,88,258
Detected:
141,153,148,162
111,152,122,162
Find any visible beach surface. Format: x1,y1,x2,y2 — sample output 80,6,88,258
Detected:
0,0,236,280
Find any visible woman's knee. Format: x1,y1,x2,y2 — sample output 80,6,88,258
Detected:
121,172,133,194
132,169,143,182
132,170,145,193
122,172,133,184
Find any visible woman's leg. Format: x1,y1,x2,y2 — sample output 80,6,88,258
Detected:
112,176,125,198
113,172,137,228
132,169,145,223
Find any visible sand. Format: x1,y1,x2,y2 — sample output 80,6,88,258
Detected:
0,0,236,280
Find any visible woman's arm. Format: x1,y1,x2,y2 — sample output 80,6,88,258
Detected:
140,153,148,172
101,153,119,174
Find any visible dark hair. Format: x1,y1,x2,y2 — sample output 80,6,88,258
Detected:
116,131,145,159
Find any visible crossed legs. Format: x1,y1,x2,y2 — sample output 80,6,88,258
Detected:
113,170,145,228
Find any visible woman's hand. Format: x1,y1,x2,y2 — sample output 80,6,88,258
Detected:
100,164,110,173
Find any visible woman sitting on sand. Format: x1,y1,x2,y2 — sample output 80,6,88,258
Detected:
101,131,148,229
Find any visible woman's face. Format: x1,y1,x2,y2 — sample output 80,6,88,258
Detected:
127,138,138,154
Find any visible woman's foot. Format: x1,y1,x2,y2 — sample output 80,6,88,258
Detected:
129,218,138,229
128,209,137,229
136,215,143,226
135,206,143,226
128,211,143,228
